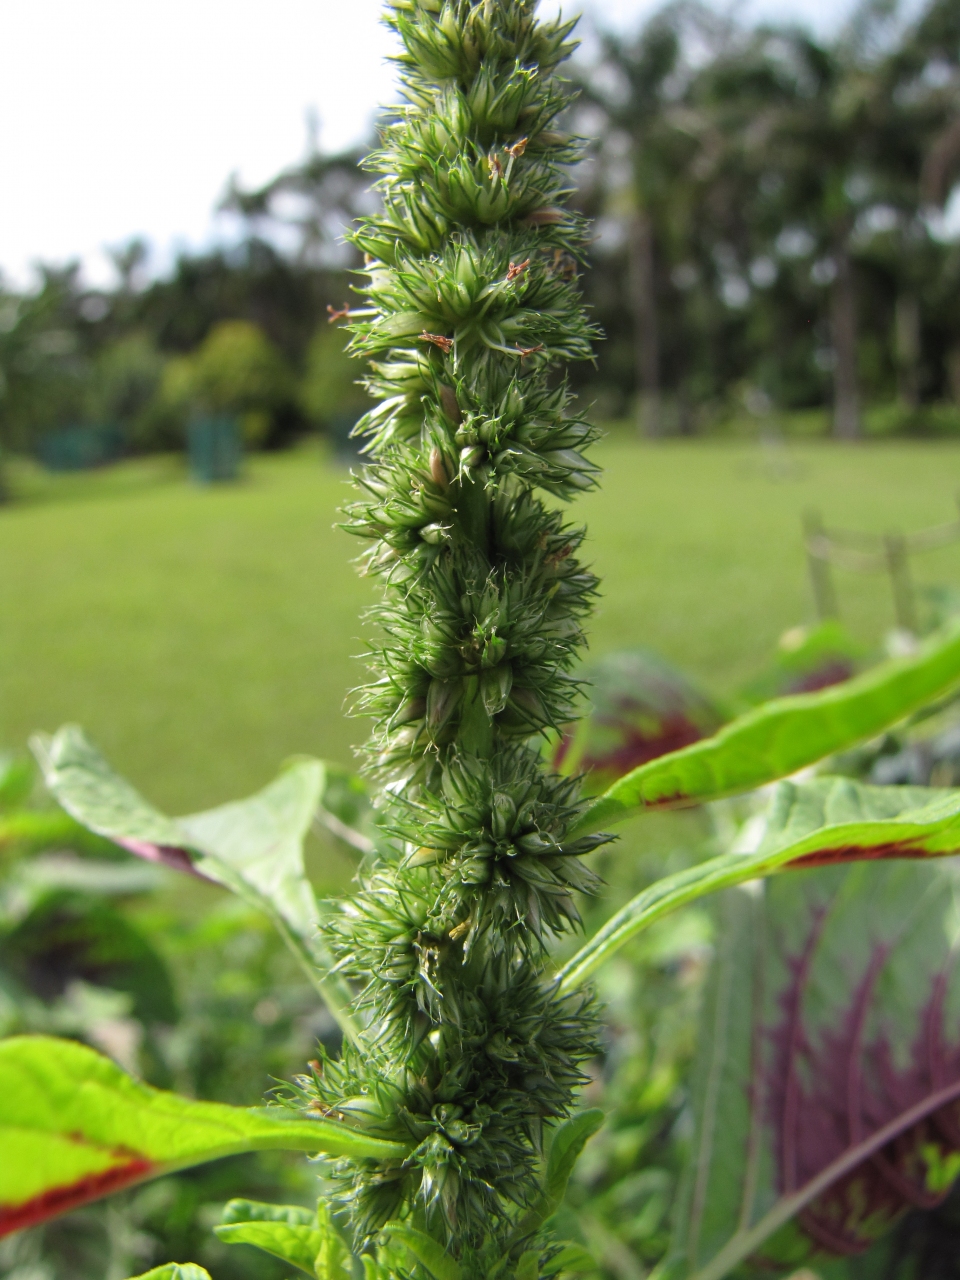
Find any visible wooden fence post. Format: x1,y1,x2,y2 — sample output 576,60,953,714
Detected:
884,531,917,633
803,508,838,620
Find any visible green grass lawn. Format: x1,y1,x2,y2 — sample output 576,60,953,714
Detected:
4,435,960,817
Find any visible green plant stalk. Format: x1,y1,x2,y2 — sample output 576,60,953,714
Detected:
296,0,608,1266
267,910,363,1043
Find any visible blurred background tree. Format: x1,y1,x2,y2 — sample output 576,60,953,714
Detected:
86,333,167,448
299,322,371,443
168,320,294,447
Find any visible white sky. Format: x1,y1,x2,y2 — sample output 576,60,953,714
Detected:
0,0,861,290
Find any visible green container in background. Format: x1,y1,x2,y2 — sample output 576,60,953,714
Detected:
187,414,241,483
38,424,125,472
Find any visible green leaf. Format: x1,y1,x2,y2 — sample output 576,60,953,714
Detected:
671,856,960,1280
557,776,960,991
0,1034,410,1238
32,726,358,1039
514,1250,540,1280
31,727,187,852
216,1199,353,1279
569,622,960,836
216,1220,324,1275
221,1198,315,1225
124,1267,212,1280
739,617,862,705
311,1201,355,1280
0,888,178,1024
545,1110,605,1206
540,1243,596,1276
502,1110,605,1255
381,1222,463,1280
552,649,723,792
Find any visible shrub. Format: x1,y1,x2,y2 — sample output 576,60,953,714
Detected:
161,320,294,447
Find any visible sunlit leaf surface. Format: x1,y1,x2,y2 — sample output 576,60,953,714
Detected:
0,1035,409,1238
33,726,357,1036
559,777,960,990
571,623,960,836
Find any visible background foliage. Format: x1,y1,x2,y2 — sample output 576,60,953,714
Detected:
2,0,960,458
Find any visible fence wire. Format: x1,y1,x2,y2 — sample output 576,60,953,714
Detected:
802,499,960,633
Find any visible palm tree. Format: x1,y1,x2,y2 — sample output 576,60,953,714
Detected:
914,0,960,403
748,0,956,436
575,3,717,436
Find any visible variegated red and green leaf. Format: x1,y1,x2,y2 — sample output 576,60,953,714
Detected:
666,854,960,1279
31,726,359,1038
559,777,960,992
570,621,960,837
552,649,724,792
0,1035,409,1238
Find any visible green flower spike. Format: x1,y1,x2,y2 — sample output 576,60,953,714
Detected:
299,0,607,1267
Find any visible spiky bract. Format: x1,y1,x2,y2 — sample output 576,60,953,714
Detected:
396,746,606,946
291,970,597,1245
308,0,606,1269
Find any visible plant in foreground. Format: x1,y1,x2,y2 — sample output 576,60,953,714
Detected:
233,0,604,1256
0,752,327,1280
253,0,606,1258
10,3,960,1279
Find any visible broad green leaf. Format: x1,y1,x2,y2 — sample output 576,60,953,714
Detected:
557,777,960,992
671,857,960,1280
221,1198,315,1225
0,1034,410,1238
312,1201,356,1280
216,1199,353,1278
216,1220,324,1275
552,649,723,792
514,1251,540,1280
739,618,862,704
32,726,358,1039
545,1110,606,1206
32,728,187,854
125,1267,212,1280
569,622,960,836
381,1222,463,1280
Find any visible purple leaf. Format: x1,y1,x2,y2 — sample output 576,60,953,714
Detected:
673,857,960,1279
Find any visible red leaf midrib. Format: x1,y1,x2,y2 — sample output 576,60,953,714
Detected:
0,1157,156,1237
